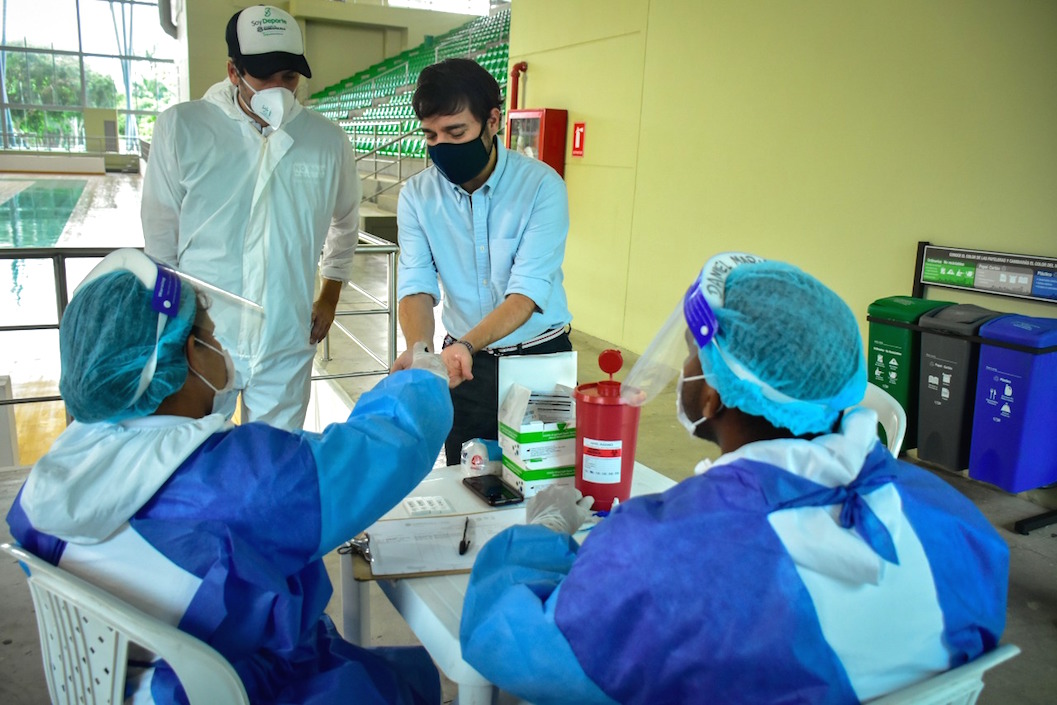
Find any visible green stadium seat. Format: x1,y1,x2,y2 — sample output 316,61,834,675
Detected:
309,8,510,163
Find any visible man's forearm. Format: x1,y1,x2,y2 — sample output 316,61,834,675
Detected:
318,277,343,306
399,293,436,349
459,294,536,352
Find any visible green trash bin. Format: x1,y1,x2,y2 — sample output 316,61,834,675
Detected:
866,296,953,451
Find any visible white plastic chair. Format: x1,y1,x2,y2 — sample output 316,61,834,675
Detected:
866,643,1020,704
2,543,249,705
858,383,908,455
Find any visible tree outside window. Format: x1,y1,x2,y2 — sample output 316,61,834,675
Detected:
1,0,178,152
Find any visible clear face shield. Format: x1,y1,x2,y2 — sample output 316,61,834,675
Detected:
74,249,265,407
621,252,767,406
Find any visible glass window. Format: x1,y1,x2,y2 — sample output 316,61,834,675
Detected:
0,0,80,52
82,56,124,109
0,1,181,152
0,260,59,325
389,0,489,15
3,51,84,107
5,108,84,151
64,256,105,295
78,0,122,56
79,0,177,60
129,1,177,60
129,58,177,113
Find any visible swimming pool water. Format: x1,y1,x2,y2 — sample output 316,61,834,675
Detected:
0,179,87,248
1,179,88,323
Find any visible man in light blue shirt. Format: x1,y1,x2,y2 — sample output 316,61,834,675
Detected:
391,58,572,462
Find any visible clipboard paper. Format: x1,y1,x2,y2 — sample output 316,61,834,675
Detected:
362,509,526,579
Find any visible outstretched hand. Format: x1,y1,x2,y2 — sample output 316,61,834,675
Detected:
441,343,474,388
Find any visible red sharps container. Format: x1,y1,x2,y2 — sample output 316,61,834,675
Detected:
574,349,641,512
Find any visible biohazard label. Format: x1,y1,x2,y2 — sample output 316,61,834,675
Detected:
582,438,622,484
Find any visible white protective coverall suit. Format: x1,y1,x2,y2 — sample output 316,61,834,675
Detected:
142,80,361,430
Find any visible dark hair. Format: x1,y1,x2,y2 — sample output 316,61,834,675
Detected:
413,58,502,126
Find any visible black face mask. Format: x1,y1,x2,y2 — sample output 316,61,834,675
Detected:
427,124,493,185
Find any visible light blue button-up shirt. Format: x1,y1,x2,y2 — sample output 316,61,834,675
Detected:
397,141,572,350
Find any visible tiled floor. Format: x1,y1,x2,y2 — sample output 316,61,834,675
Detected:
1,172,1055,703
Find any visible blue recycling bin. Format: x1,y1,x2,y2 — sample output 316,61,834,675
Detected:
968,315,1057,493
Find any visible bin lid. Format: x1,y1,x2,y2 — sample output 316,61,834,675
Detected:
867,296,952,323
918,304,1002,335
574,380,628,405
979,314,1057,349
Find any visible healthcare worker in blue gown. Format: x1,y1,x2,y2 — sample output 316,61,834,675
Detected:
7,249,452,705
460,252,1009,705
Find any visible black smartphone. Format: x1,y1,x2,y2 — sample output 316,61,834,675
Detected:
462,475,525,507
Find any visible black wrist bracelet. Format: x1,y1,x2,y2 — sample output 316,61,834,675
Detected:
456,339,475,355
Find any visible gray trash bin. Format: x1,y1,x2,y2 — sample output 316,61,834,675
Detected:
916,304,1002,472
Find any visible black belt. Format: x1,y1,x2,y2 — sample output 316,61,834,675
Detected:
443,325,570,357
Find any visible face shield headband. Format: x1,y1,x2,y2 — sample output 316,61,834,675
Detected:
693,255,866,435
74,250,185,408
73,249,265,408
621,252,767,406
622,251,864,435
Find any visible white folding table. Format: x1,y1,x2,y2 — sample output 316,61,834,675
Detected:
339,462,676,705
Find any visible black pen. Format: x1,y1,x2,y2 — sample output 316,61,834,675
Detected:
459,516,471,555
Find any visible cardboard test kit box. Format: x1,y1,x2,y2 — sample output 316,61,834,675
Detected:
497,352,577,498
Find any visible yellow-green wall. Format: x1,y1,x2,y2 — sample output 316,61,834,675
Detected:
179,0,475,101
511,0,1057,351
509,0,650,339
301,21,389,96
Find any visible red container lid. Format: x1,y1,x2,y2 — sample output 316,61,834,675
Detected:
574,380,627,405
575,349,632,404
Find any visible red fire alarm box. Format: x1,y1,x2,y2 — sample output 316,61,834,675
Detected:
506,108,568,178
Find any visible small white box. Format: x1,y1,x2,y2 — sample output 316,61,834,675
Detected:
497,352,578,498
498,391,576,471
498,391,577,497
502,462,575,499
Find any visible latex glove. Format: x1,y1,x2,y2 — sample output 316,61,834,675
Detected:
526,485,595,534
409,342,449,381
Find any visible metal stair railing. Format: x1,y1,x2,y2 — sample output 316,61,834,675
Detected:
352,125,430,205
0,239,399,411
317,231,400,382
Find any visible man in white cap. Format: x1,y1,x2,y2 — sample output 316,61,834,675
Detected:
142,5,361,431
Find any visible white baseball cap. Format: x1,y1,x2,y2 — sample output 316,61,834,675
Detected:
226,5,312,79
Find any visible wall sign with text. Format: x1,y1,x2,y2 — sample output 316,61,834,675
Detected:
919,245,1057,304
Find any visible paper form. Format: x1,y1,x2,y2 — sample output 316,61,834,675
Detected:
367,508,527,577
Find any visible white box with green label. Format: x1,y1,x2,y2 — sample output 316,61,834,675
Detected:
497,352,578,498
502,462,576,499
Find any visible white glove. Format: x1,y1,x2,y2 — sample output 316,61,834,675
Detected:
526,485,595,534
409,342,448,381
